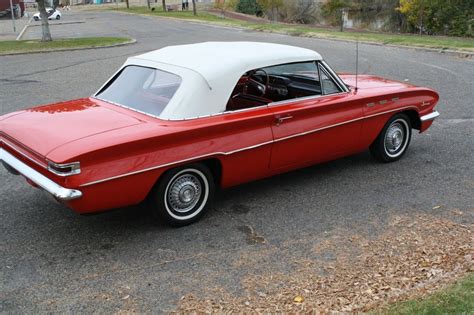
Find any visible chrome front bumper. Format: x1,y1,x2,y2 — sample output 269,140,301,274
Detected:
0,148,82,201
420,110,440,122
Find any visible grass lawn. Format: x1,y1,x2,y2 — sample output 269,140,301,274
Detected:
376,273,474,315
111,7,474,52
0,37,132,55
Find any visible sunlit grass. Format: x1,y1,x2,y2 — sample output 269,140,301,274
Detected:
375,273,474,315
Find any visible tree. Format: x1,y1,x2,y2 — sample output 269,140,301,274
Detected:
36,0,52,41
162,0,166,12
286,0,318,24
398,0,473,36
398,0,426,34
192,0,196,15
236,0,262,16
257,0,284,21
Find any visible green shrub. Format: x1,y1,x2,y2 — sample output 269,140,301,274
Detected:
236,0,262,16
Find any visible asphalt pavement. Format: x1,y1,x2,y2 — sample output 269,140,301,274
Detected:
0,10,473,313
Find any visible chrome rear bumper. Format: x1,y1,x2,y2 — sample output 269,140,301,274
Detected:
420,110,440,122
0,148,82,201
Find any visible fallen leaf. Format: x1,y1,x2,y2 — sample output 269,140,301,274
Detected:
294,295,304,303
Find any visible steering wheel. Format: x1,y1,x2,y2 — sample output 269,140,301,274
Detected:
247,69,270,97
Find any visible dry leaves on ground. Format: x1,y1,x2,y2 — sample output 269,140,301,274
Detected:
176,213,473,313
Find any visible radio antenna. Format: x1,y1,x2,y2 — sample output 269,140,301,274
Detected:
355,38,359,92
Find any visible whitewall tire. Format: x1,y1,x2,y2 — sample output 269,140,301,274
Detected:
151,164,214,227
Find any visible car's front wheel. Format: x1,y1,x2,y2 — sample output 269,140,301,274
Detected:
150,164,214,227
56,15,60,20
370,113,412,162
34,16,39,21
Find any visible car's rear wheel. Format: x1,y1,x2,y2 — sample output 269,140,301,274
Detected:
56,15,60,20
150,164,214,227
34,16,39,21
370,113,412,162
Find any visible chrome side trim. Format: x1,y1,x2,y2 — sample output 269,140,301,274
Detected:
268,91,349,108
0,149,82,201
420,110,440,122
2,140,48,170
79,106,418,187
80,140,275,187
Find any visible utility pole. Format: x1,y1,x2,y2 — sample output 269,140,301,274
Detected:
9,0,16,33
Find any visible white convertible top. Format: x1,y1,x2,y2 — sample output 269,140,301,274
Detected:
113,42,322,119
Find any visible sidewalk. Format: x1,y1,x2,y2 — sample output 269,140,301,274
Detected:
0,15,30,40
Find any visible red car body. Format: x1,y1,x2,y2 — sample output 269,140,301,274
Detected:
0,43,439,221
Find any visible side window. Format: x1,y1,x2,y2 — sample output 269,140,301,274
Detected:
318,62,342,95
226,61,322,111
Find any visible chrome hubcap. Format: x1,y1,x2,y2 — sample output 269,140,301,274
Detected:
167,174,202,213
385,122,405,154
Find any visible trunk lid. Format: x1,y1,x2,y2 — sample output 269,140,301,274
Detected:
1,98,144,158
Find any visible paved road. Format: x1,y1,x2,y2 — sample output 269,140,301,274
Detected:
1,10,473,313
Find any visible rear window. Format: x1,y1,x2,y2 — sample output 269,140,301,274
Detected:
96,66,182,117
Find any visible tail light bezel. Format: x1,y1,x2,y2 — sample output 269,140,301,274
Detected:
47,161,81,176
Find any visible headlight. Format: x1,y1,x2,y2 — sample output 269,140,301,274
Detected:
48,161,81,176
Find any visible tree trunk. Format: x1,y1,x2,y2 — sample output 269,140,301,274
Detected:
419,0,424,35
36,0,52,41
146,0,150,9
125,0,129,9
52,0,59,10
192,0,196,16
162,0,166,11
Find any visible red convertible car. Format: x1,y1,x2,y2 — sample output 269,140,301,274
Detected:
0,42,439,226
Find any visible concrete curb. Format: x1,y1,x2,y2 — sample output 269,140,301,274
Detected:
111,10,474,59
16,19,85,41
0,38,136,56
28,20,86,26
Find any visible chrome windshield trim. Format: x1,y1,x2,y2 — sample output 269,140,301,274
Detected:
321,60,350,93
420,110,440,122
79,106,418,187
0,148,82,201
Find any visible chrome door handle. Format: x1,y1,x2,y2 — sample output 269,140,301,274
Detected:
275,115,293,126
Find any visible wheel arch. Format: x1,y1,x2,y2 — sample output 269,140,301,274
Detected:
150,157,223,193
402,109,421,130
198,158,223,188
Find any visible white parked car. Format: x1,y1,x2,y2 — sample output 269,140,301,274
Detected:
33,8,61,21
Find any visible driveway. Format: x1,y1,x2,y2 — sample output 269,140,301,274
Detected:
0,10,472,313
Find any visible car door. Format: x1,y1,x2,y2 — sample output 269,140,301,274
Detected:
269,61,363,170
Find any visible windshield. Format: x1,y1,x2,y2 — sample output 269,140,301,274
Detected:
96,66,182,117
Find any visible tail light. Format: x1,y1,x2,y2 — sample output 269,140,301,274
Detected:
48,161,81,176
